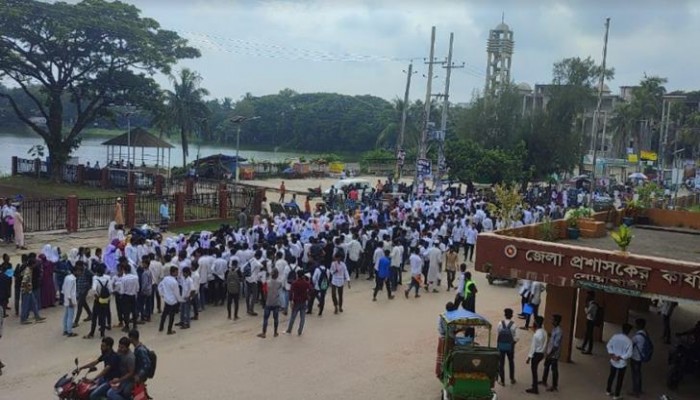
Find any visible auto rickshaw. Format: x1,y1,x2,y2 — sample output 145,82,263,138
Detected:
436,309,499,400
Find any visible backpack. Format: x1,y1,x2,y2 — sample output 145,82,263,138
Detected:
242,261,252,278
137,344,157,379
496,320,515,352
317,268,329,291
635,332,654,363
286,267,297,286
97,280,110,304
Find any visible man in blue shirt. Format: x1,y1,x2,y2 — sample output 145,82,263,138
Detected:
372,250,394,301
159,200,169,233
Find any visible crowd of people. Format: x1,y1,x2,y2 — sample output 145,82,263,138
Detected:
0,178,693,397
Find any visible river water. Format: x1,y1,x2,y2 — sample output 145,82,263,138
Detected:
0,132,314,175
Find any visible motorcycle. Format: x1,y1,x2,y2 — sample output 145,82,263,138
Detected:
54,358,97,399
666,337,700,390
54,358,152,400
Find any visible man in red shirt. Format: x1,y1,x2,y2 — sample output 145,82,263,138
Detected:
285,272,312,336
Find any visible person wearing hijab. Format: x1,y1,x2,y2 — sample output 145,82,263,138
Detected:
13,204,26,250
38,254,56,308
103,240,120,276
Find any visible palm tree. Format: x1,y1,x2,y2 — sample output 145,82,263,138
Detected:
610,102,636,158
162,68,210,167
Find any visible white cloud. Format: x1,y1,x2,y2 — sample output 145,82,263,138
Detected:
124,0,700,101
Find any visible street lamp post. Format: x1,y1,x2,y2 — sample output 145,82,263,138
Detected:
229,115,260,184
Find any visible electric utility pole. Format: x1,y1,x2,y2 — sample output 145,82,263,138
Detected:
590,17,610,190
435,32,463,194
416,26,439,195
396,62,415,180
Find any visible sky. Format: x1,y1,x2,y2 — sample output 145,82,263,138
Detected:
68,0,700,103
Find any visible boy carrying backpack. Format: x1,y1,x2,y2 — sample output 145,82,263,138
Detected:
496,308,518,386
631,318,653,396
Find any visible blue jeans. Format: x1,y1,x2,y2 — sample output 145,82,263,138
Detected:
63,306,75,333
106,381,133,400
20,292,40,321
89,379,110,400
179,301,191,325
137,293,153,320
280,288,289,311
287,301,307,334
262,305,279,334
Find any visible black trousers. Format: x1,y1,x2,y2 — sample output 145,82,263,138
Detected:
120,294,137,328
89,301,109,337
309,289,327,315
74,293,92,324
245,282,258,313
227,292,240,319
159,303,178,332
465,243,475,261
373,277,391,299
630,359,642,395
542,357,559,388
212,277,225,305
581,320,595,352
498,349,515,383
446,270,456,289
606,365,626,397
663,314,672,343
530,352,544,392
331,285,344,310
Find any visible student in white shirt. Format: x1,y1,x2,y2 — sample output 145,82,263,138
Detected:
158,266,181,335
526,316,547,394
179,267,194,329
404,247,423,298
605,323,633,400
119,264,139,332
329,253,350,314
245,251,263,316
61,268,78,337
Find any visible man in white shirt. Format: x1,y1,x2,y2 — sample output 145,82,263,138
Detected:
346,234,363,279
149,255,164,314
62,267,78,337
158,266,182,335
605,323,633,400
389,240,404,291
523,281,545,330
526,316,547,394
119,265,140,332
464,224,477,263
245,250,263,316
404,247,423,298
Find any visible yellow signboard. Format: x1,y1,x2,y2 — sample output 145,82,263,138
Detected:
640,150,657,161
627,154,638,163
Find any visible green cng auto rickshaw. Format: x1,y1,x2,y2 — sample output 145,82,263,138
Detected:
436,309,499,400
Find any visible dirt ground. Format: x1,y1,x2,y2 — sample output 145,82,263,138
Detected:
1,229,699,399
1,177,699,399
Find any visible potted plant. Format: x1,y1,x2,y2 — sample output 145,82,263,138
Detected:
565,207,592,240
635,182,664,224
611,224,633,254
623,200,640,226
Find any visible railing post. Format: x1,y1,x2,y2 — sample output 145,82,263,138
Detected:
101,168,110,190
185,178,194,199
219,189,228,219
34,158,41,176
11,156,17,176
128,172,136,193
175,192,185,226
126,193,137,228
66,195,79,233
77,165,85,184
155,175,164,196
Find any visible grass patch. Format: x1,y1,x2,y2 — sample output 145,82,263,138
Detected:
81,128,123,138
0,175,123,199
172,219,232,234
687,205,700,213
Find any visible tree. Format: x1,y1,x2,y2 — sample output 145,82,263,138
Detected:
160,68,210,167
0,0,200,180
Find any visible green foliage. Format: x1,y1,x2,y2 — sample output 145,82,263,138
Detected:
201,90,396,153
611,224,633,252
311,153,342,163
636,182,664,208
486,184,523,228
27,145,45,159
445,139,524,184
564,207,593,228
155,68,210,167
538,217,557,242
0,0,199,180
